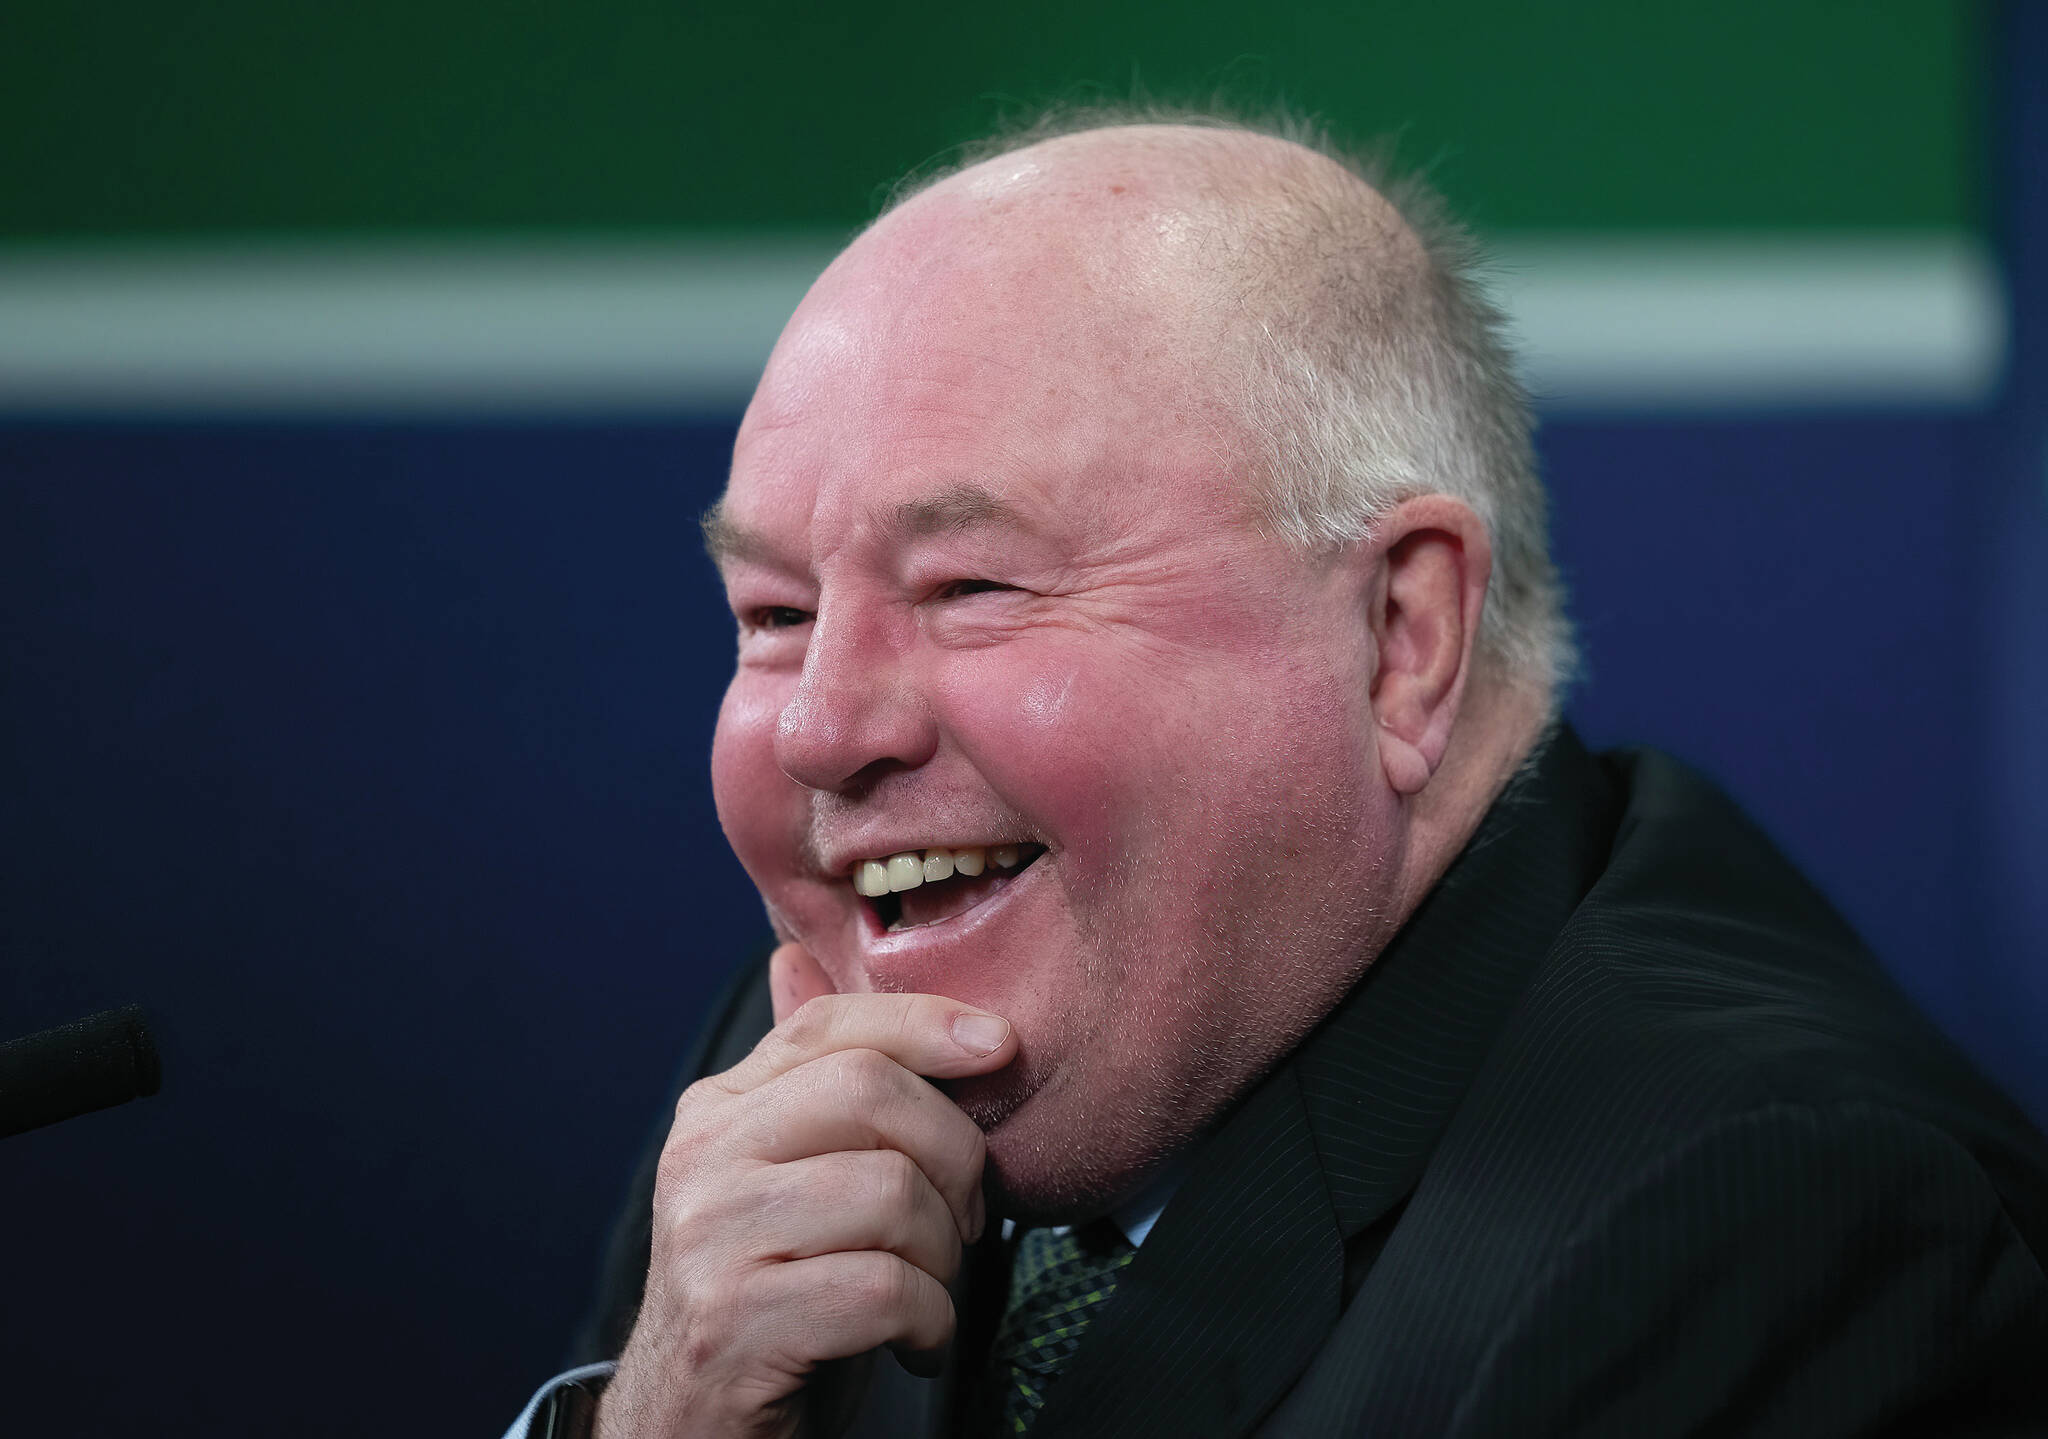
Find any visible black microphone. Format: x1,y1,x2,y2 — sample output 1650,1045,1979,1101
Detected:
0,1005,161,1139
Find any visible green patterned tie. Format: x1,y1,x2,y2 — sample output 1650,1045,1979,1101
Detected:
979,1220,1137,1436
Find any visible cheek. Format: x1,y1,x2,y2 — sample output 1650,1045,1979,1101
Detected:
951,652,1100,752
957,639,1377,882
936,653,1171,857
711,678,792,862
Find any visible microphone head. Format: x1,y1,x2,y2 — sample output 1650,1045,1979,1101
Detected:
0,1004,162,1139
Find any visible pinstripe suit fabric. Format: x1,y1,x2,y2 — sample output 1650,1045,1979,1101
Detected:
574,729,2048,1436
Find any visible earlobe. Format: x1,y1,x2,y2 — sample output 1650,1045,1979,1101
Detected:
1377,711,1434,796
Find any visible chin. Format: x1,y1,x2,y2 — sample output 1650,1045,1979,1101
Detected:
980,1133,1165,1226
955,1069,1168,1226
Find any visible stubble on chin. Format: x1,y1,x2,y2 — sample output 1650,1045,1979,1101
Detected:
948,995,1216,1225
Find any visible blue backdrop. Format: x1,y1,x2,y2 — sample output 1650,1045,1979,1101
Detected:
2,403,2039,1435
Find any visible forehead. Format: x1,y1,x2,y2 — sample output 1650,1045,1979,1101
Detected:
720,194,1250,556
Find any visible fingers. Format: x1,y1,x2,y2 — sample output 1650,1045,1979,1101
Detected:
615,963,1010,1432
733,1057,989,1240
720,989,1016,1093
769,941,836,1024
754,1250,957,1365
752,1149,964,1284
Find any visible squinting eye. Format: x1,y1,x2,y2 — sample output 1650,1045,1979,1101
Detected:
747,606,812,630
935,578,1015,600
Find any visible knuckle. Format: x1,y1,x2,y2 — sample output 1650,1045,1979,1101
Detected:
653,1163,768,1257
689,1060,750,1103
652,1147,699,1208
652,1184,720,1255
838,1044,894,1084
684,1272,748,1356
780,995,834,1050
869,1147,922,1211
830,1046,901,1114
653,1107,734,1200
669,1076,723,1135
845,1252,912,1314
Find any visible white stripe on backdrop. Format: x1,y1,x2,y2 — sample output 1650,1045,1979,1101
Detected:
0,233,2003,417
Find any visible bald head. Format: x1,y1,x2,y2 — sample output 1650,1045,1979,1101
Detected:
843,124,1435,452
739,113,1570,709
884,123,1424,279
841,117,1573,702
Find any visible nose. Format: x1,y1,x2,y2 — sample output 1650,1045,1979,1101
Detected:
773,601,937,793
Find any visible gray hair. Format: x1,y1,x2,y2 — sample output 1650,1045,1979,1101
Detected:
883,102,1577,705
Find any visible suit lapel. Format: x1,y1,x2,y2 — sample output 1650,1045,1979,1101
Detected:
1027,727,1616,1438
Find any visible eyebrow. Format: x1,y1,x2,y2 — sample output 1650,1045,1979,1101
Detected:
881,483,1029,541
702,482,1033,570
701,499,772,568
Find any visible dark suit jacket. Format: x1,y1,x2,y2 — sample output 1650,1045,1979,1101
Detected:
573,729,2048,1436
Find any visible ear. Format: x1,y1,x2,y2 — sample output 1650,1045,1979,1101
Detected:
1364,496,1492,796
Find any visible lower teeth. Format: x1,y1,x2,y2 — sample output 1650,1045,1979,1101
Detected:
881,863,1023,932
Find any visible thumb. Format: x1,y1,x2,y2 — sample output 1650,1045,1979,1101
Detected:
768,941,836,1024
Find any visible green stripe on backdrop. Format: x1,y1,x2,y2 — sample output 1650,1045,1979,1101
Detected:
1,1,1979,239
0,233,2000,416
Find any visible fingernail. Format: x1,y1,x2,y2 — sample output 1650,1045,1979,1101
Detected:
951,1012,1010,1056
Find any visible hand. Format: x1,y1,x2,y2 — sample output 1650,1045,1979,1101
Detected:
595,943,1017,1438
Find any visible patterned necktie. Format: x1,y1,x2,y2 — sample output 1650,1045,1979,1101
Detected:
978,1220,1137,1436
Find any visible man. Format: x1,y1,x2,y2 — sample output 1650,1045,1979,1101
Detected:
509,111,2048,1438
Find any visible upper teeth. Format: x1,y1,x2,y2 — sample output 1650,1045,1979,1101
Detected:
854,844,1023,897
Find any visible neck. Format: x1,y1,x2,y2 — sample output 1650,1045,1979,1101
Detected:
1393,670,1552,920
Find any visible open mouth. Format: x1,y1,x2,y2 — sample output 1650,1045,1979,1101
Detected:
853,843,1047,933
